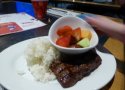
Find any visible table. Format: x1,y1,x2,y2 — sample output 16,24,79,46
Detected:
0,1,124,90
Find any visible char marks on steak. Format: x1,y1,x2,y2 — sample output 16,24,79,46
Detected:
50,49,102,88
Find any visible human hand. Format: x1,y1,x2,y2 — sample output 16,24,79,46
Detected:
85,14,122,32
83,14,125,43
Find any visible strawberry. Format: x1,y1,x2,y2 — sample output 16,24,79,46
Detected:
56,35,71,47
72,27,81,41
57,25,72,36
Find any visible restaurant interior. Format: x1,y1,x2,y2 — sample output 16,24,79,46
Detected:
6,0,125,22
0,0,125,90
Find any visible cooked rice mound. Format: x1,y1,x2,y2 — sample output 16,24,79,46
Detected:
25,37,60,82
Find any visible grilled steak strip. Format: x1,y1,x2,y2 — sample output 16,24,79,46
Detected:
50,50,102,88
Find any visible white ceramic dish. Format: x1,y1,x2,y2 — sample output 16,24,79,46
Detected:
0,36,116,90
49,16,99,54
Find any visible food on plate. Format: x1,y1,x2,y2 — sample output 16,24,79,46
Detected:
25,37,101,88
25,37,60,82
56,35,71,47
57,25,72,36
50,50,102,88
77,38,90,47
72,27,81,41
81,28,92,40
56,25,92,48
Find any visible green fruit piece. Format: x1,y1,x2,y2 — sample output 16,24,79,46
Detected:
77,38,90,48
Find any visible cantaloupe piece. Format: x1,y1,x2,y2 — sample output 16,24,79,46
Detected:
81,29,92,40
72,27,81,41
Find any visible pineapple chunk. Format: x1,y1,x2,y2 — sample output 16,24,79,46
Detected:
81,29,92,40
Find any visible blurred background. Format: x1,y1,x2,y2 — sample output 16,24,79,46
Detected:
0,0,125,15
0,0,124,22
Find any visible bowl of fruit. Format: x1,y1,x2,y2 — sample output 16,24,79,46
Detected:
49,16,99,54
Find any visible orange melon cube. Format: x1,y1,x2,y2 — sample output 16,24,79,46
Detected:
72,27,81,41
81,29,92,40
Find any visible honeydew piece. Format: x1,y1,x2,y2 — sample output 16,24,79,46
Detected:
77,38,90,48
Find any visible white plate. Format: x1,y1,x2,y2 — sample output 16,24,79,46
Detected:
0,36,116,90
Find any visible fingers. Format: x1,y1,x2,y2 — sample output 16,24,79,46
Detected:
78,13,99,27
85,16,97,26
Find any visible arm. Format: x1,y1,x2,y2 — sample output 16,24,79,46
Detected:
85,15,125,44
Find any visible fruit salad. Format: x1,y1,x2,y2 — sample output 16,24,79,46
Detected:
56,25,92,48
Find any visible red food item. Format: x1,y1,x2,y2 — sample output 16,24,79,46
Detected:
57,25,72,36
50,50,102,88
56,35,71,47
70,36,77,45
72,27,81,41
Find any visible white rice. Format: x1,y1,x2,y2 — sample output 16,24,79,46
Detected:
25,37,60,82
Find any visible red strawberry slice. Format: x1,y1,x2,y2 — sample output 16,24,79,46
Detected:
57,25,72,36
56,35,71,47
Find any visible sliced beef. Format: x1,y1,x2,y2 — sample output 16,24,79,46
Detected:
50,49,102,88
